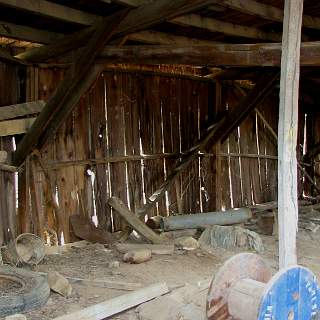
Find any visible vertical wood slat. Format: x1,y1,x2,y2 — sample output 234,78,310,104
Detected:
106,73,128,230
0,62,18,245
90,74,111,229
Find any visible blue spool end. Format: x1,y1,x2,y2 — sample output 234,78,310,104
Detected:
258,266,320,320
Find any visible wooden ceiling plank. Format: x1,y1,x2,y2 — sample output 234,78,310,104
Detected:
92,42,320,66
128,30,220,45
216,0,320,30
0,0,98,25
172,14,282,41
16,0,216,62
13,10,129,166
116,0,320,30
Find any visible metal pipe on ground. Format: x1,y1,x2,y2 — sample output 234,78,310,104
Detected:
160,208,252,231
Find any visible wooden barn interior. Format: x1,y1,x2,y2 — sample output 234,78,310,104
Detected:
1,0,320,319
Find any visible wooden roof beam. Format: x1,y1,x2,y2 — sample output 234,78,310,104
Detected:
92,42,320,66
16,0,216,62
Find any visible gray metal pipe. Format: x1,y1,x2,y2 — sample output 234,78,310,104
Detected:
160,208,252,231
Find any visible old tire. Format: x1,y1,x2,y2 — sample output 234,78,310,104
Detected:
0,266,50,317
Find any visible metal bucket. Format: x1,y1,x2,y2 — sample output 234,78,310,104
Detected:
2,233,45,266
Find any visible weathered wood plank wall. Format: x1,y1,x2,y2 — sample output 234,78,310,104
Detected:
18,66,282,242
0,62,19,245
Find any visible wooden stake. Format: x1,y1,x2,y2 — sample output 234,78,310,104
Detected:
278,0,303,268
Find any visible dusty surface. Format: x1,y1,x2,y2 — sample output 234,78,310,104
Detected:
3,229,320,319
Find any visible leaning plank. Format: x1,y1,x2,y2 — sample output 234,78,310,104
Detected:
278,0,303,268
0,118,35,136
115,243,175,255
53,282,169,320
108,197,165,244
16,0,214,62
0,100,45,121
13,11,128,166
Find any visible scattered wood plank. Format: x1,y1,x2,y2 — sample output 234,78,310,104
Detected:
53,282,169,320
108,197,165,244
66,277,143,291
0,101,45,121
70,215,116,244
0,118,35,137
115,243,174,255
13,10,128,166
278,0,303,268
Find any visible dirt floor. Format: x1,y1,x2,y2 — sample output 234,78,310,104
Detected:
6,228,320,320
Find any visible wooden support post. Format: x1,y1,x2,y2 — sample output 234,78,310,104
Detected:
278,0,304,269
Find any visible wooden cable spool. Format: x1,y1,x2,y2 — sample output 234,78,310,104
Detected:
206,253,320,320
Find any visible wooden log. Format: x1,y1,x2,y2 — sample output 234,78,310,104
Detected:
13,11,128,166
278,0,303,268
53,282,169,320
108,197,165,244
115,243,174,255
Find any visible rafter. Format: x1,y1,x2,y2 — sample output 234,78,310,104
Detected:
0,0,98,25
0,21,61,44
16,0,216,62
172,14,282,41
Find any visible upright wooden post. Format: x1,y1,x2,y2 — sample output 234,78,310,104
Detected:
278,0,304,269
